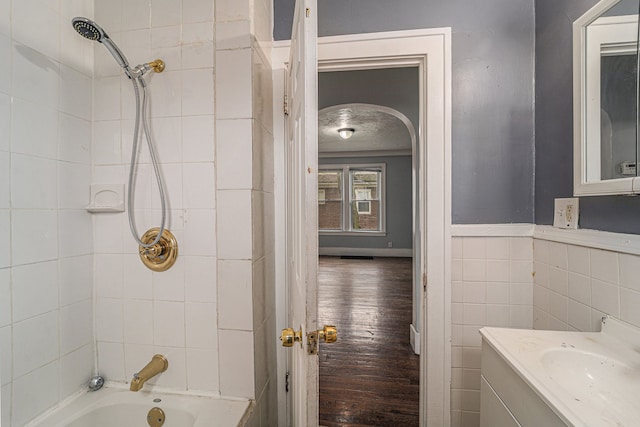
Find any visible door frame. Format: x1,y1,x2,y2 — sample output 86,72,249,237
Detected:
272,28,452,426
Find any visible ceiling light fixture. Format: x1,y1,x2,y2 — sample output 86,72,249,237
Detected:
337,128,355,140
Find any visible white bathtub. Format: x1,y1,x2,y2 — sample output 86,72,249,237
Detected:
25,386,251,427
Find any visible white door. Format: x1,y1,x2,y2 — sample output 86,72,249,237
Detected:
285,0,318,425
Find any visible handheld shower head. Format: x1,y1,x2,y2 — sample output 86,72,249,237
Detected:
71,17,106,41
71,17,129,69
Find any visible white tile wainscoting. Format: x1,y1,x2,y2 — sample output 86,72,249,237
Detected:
450,229,534,427
533,229,640,332
451,224,640,427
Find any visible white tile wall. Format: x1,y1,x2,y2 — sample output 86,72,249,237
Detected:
1,2,95,425
533,239,640,332
11,98,59,159
451,236,533,427
91,0,230,398
0,93,10,153
453,235,640,427
11,44,59,110
216,49,252,119
11,362,59,427
0,213,9,271
2,0,274,424
11,261,58,322
214,1,276,424
218,329,255,397
13,311,59,379
60,301,93,355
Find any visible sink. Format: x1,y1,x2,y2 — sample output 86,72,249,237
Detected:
480,317,640,426
541,348,638,408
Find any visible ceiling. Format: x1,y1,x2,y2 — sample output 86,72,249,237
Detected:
318,103,413,155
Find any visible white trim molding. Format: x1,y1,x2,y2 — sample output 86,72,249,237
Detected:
451,223,535,237
319,149,412,158
410,324,421,355
450,223,640,256
274,27,452,427
534,225,640,256
319,247,413,257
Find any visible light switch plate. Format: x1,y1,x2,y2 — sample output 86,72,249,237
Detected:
554,198,579,229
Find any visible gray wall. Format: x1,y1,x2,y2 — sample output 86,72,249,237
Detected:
319,156,413,249
535,0,640,234
276,0,536,224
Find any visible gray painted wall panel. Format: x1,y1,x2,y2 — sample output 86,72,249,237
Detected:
276,0,536,224
319,156,413,250
535,0,640,233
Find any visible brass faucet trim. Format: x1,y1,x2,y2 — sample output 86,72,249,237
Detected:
130,354,168,392
139,228,178,272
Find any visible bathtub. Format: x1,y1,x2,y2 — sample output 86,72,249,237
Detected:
25,385,252,427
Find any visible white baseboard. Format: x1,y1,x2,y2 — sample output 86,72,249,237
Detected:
410,324,420,355
318,247,413,257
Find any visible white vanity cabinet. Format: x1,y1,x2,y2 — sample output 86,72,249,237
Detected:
480,376,519,427
480,341,567,427
479,317,640,427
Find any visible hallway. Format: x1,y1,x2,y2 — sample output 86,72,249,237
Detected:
318,256,420,427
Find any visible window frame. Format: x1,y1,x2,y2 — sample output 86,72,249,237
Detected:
319,163,386,236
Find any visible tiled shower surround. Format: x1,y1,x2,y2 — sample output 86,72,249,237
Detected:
91,0,275,426
0,1,95,425
1,0,274,425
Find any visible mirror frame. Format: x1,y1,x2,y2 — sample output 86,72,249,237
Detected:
573,0,640,195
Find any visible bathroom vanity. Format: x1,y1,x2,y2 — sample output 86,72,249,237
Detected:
480,317,640,426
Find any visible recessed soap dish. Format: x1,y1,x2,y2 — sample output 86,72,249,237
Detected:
86,184,125,213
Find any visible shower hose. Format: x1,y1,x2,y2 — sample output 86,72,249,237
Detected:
127,76,167,249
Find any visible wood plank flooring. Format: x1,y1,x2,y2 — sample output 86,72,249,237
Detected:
318,256,420,427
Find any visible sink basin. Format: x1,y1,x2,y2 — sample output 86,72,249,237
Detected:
480,317,640,426
541,348,638,408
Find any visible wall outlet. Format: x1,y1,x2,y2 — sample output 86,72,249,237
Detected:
387,241,393,248
553,198,579,229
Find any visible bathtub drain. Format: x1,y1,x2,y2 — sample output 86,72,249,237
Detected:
147,406,165,427
153,398,162,403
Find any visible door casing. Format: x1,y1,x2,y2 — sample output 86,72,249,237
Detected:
272,28,452,426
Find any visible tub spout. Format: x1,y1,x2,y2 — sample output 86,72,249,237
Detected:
130,354,168,392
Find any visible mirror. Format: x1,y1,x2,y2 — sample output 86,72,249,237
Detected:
574,0,640,195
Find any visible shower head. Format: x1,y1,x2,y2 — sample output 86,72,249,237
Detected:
71,17,130,69
71,17,105,41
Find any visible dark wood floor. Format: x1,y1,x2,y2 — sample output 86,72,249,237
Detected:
318,256,420,427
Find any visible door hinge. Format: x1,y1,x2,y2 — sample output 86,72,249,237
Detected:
285,371,290,393
306,8,310,18
283,94,289,116
423,273,427,292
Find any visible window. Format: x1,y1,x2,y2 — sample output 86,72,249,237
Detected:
318,189,326,205
356,200,371,215
318,170,343,230
318,164,385,234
